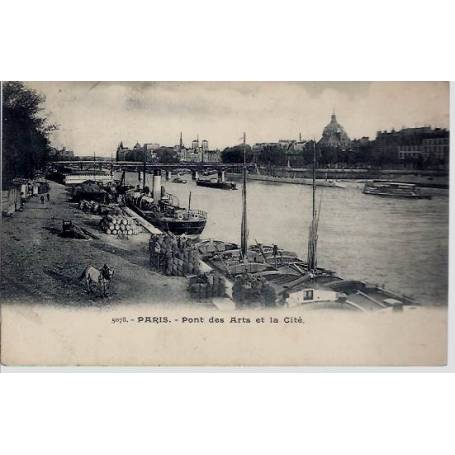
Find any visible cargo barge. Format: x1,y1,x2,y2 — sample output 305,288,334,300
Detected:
196,179,237,190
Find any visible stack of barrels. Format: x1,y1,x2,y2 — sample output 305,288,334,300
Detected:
100,214,142,236
188,273,227,301
149,233,200,276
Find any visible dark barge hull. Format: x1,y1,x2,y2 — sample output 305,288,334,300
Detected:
153,218,207,235
363,190,432,200
196,180,237,190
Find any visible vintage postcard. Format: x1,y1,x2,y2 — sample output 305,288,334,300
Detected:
0,81,449,366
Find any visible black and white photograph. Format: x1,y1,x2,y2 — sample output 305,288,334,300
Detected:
0,81,449,365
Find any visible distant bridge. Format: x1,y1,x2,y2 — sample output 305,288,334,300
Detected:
51,161,255,172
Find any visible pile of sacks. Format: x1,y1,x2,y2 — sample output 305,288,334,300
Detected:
149,233,200,276
232,273,277,307
188,272,226,301
100,214,142,236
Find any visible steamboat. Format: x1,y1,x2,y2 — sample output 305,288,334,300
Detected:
363,181,432,199
124,170,207,236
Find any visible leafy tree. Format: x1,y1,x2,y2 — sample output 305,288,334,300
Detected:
2,82,56,187
221,144,253,164
259,144,286,166
155,147,179,163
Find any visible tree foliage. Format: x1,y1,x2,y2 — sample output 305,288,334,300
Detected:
2,82,55,187
221,144,253,163
155,147,179,163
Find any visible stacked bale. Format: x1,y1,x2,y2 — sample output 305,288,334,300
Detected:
232,274,277,307
188,273,227,301
99,214,142,236
78,199,110,214
149,233,201,276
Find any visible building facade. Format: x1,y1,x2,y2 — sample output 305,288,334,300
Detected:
116,142,158,162
374,127,449,167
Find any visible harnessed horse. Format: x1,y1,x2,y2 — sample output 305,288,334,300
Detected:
79,264,114,297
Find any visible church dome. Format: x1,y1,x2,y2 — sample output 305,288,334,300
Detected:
318,113,351,148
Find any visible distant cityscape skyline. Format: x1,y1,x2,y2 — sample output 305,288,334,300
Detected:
27,82,449,156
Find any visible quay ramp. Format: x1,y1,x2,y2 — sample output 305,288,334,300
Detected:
120,206,162,234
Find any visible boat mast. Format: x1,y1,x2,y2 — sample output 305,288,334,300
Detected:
241,132,248,258
142,147,146,191
312,141,316,221
93,151,96,182
307,140,318,272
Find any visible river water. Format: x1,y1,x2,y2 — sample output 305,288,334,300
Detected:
123,171,449,305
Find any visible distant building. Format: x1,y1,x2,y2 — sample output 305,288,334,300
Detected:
293,141,307,152
174,135,217,162
422,136,449,162
374,127,449,166
116,141,158,161
144,143,160,151
277,139,295,150
203,149,221,163
184,149,203,162
398,145,426,158
318,113,351,149
49,147,75,160
60,149,74,159
116,142,129,161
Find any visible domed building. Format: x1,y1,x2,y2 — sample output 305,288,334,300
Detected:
318,113,351,149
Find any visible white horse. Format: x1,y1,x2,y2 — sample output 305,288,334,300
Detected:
79,265,114,297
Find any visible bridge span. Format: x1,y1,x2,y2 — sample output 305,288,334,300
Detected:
51,160,255,172
49,161,255,183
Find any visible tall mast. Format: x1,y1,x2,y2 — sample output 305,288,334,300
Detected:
241,132,248,258
93,151,96,181
312,141,316,221
307,140,318,272
142,146,146,191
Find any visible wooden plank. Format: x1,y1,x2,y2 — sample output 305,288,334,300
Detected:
120,206,162,234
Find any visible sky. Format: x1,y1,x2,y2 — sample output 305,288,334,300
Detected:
27,81,449,157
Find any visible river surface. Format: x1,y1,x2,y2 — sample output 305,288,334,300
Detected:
123,172,449,305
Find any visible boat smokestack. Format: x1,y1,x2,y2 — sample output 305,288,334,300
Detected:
152,169,162,202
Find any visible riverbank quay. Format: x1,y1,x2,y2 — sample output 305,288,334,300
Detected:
0,180,197,307
227,168,449,188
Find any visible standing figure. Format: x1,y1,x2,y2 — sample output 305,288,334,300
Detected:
273,244,278,267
